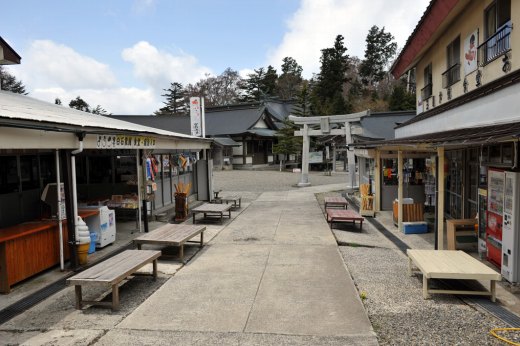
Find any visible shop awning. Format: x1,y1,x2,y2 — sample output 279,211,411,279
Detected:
350,122,520,149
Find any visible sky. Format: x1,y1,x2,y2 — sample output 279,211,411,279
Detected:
2,0,430,115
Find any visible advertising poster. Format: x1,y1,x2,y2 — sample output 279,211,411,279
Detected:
464,30,478,75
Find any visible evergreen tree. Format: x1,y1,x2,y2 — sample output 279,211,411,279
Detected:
91,105,110,115
0,66,27,94
155,82,187,116
240,66,278,102
69,96,90,112
273,118,302,167
359,26,397,87
55,98,62,105
389,84,416,111
292,81,312,117
312,35,350,115
263,65,278,97
276,57,303,100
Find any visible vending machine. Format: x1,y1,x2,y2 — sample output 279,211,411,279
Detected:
502,171,520,282
486,168,504,267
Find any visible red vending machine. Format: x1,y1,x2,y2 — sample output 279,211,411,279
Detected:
487,168,504,267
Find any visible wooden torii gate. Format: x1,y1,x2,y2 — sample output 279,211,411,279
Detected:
289,110,370,187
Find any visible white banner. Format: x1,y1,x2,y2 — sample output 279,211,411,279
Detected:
464,30,478,75
96,135,155,149
190,97,202,137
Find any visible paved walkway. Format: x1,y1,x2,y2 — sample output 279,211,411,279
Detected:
104,188,376,345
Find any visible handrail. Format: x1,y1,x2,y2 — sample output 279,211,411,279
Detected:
478,24,512,67
442,63,461,88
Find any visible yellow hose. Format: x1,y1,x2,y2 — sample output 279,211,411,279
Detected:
490,328,520,345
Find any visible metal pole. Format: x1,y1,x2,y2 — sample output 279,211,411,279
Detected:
55,150,64,271
136,150,142,233
398,150,404,232
437,147,445,249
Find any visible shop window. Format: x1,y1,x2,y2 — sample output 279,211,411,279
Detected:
20,155,39,191
485,0,511,38
479,0,511,66
0,156,19,194
502,143,513,164
89,156,113,184
39,154,56,188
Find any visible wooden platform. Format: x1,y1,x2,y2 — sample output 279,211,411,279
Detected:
134,224,206,263
326,209,364,230
407,249,502,301
214,195,242,209
66,249,160,310
192,203,232,224
324,196,348,210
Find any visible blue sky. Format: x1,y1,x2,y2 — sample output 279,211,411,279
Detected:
3,0,430,114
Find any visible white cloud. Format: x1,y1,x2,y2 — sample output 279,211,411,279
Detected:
267,0,430,78
8,39,215,114
122,41,212,91
17,40,117,89
30,87,160,115
239,68,255,79
132,0,156,14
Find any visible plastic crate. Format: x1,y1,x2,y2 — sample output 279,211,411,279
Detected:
402,221,428,234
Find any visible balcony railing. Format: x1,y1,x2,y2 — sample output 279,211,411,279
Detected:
442,63,460,88
421,83,432,100
478,24,512,67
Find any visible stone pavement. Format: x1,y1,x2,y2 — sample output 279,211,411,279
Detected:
101,186,377,345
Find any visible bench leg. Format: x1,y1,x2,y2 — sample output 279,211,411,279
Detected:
408,257,413,277
180,245,185,264
423,275,430,299
193,213,196,224
360,221,363,230
228,210,231,218
220,212,223,223
491,280,496,302
137,244,142,250
200,231,204,248
112,284,120,311
152,259,158,280
75,285,83,310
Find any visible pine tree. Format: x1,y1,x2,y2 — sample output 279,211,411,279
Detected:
155,82,187,116
312,35,350,115
69,96,90,112
276,57,303,100
389,84,416,111
240,66,278,102
292,81,312,117
0,66,27,94
359,26,397,87
273,118,302,167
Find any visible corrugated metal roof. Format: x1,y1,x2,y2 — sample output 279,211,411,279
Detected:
351,122,520,148
0,91,206,141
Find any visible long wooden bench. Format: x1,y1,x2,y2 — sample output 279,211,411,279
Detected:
133,224,206,263
192,203,232,224
324,196,348,210
407,249,502,301
326,209,364,230
66,249,160,310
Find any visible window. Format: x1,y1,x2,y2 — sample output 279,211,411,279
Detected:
479,0,511,65
443,37,460,88
421,63,432,99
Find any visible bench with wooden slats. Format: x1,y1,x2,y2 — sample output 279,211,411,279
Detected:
217,195,242,209
407,249,502,301
66,249,160,310
192,203,232,224
133,224,206,263
326,209,364,230
324,196,348,210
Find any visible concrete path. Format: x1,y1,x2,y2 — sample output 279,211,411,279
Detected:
106,188,377,345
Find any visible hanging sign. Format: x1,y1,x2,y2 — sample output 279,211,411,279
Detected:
190,97,202,137
96,135,156,149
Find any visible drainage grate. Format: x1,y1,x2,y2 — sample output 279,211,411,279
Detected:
344,194,520,327
0,242,135,325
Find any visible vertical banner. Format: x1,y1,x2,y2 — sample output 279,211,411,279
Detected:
190,97,202,137
464,30,478,75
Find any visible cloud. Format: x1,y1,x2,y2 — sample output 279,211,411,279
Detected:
16,40,117,89
132,0,156,14
31,87,160,115
267,0,430,78
122,41,212,91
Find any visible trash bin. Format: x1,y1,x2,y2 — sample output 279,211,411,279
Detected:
88,233,97,254
174,193,188,221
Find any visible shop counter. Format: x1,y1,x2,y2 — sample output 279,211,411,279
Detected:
0,210,99,294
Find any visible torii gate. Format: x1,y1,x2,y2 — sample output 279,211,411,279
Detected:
289,110,370,188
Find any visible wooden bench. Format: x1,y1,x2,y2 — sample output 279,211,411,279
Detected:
446,219,477,250
133,224,206,263
215,195,242,209
192,203,232,224
324,196,348,210
326,209,364,230
66,249,160,310
407,249,502,301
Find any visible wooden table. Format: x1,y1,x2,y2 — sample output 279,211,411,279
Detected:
407,249,501,301
326,209,364,230
215,195,242,209
324,196,348,209
446,219,477,250
134,224,206,263
192,203,232,224
67,249,160,310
